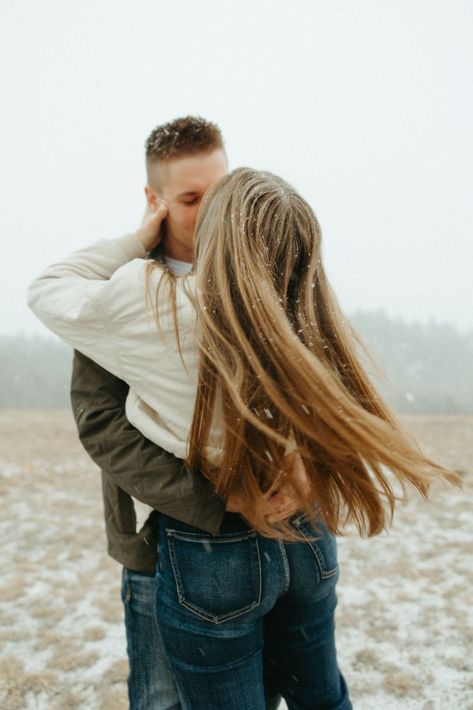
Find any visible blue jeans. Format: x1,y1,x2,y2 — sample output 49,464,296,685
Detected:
155,512,352,710
121,567,281,710
121,567,181,710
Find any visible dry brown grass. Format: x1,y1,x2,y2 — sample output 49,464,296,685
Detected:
383,669,424,697
353,648,380,670
83,625,107,642
0,656,58,710
50,650,100,673
98,687,128,710
29,605,65,623
94,598,123,624
49,692,86,710
102,659,130,685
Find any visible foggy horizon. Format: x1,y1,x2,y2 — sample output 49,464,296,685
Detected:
4,307,473,341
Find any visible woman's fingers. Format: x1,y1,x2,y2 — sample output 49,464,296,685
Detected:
136,201,169,251
266,503,298,524
262,490,299,523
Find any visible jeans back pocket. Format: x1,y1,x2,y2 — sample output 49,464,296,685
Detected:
165,528,262,624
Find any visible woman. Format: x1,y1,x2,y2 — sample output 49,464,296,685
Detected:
28,168,458,709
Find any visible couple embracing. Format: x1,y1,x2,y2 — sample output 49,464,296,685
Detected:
28,116,454,710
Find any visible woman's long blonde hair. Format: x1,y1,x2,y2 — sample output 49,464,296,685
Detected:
187,168,459,538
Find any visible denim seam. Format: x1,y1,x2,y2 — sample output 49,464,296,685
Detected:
121,568,132,605
255,536,262,610
165,529,258,543
277,540,291,595
292,522,338,579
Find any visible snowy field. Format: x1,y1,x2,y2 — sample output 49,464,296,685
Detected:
0,410,472,709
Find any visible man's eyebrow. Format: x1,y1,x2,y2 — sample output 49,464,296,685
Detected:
176,190,200,198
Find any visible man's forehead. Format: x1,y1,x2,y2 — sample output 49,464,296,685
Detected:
162,150,227,196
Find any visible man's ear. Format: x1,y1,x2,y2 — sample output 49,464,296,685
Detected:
144,185,158,208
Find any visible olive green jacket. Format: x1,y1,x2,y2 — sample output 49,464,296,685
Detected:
70,351,226,573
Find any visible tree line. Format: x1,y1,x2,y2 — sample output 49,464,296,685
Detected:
1,311,472,413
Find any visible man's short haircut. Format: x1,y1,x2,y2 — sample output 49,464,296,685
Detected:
145,116,224,165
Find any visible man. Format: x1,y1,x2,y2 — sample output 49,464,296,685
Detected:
71,116,289,709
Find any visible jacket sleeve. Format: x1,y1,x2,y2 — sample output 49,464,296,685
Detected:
70,350,226,535
27,234,148,380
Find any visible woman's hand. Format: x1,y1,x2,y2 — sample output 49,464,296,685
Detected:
225,486,299,521
264,453,311,523
226,452,312,523
136,200,168,252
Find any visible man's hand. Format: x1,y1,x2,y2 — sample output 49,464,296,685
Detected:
136,201,168,252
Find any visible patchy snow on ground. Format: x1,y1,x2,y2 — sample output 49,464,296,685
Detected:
0,411,472,709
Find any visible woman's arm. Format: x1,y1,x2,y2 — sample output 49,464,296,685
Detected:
27,232,177,383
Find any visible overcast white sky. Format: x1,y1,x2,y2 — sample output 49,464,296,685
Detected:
1,0,472,336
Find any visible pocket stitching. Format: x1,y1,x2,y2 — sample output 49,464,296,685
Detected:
166,530,262,624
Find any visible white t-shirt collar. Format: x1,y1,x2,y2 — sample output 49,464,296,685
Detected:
163,255,192,276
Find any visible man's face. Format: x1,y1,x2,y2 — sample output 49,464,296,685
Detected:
146,148,228,262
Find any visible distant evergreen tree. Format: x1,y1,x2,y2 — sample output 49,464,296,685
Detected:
1,313,472,412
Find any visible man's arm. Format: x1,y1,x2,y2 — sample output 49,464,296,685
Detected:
70,350,226,535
